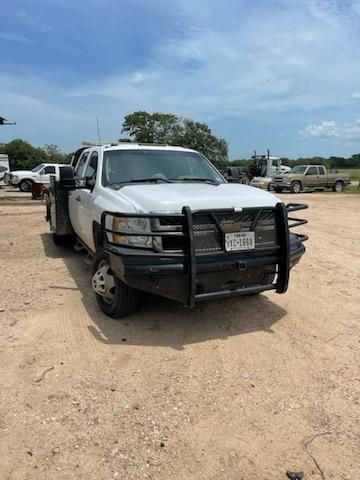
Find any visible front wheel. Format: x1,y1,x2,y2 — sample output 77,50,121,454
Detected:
92,253,140,318
290,181,302,194
19,180,31,192
332,180,344,192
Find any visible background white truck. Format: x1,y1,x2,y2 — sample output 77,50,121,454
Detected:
224,151,291,189
9,163,66,191
46,142,308,318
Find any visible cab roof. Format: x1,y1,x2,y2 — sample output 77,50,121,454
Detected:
81,141,197,154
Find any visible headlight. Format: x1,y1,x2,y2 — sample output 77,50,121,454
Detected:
105,215,153,248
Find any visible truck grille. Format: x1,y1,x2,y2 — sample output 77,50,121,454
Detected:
155,208,276,253
193,209,276,253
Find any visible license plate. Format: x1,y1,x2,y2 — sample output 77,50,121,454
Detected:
225,231,255,251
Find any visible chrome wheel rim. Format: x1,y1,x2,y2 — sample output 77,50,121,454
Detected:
92,260,116,304
293,183,301,193
335,183,342,192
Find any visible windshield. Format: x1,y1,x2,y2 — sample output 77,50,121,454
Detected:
102,150,224,186
290,166,307,174
32,164,45,173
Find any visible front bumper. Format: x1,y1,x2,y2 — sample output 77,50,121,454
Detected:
102,203,308,306
250,178,272,190
9,177,20,186
270,180,291,190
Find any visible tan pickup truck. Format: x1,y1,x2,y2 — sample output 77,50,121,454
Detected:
270,165,351,193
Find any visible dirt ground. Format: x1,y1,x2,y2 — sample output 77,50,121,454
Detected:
0,193,359,480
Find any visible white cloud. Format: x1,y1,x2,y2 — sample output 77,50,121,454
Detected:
131,72,147,86
301,119,360,141
3,0,360,153
74,0,360,117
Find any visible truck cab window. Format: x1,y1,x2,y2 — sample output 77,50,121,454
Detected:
306,167,318,175
75,152,89,177
85,152,98,180
318,166,325,175
44,166,56,174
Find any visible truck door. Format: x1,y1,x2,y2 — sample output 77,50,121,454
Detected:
304,166,319,187
78,151,98,250
68,151,89,241
317,166,326,187
39,165,56,184
268,158,281,177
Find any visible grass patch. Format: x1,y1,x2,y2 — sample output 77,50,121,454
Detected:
332,168,360,180
340,184,360,194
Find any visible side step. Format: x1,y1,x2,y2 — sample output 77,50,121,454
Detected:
84,252,93,267
74,238,94,267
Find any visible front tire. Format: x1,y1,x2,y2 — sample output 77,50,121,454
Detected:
333,180,344,192
19,180,32,192
290,181,302,194
92,252,140,318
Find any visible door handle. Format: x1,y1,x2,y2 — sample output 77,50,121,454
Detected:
75,195,81,202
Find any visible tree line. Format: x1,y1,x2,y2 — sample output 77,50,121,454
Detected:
0,139,72,170
230,154,360,169
0,111,228,170
1,110,360,171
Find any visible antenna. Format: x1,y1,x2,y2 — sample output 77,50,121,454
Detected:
96,116,102,145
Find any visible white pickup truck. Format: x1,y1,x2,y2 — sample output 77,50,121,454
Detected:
9,163,67,192
46,143,308,318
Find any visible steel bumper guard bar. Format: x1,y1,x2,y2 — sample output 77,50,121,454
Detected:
101,202,308,307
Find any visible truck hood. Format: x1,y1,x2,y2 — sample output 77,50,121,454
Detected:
272,173,301,181
110,183,279,213
11,170,38,177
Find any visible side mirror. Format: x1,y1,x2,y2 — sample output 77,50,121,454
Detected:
59,166,75,189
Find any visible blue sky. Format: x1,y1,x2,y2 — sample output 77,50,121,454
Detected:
1,0,360,159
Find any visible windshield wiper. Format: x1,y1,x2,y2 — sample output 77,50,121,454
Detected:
172,177,221,185
109,176,174,186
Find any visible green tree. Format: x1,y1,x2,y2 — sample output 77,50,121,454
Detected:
179,119,228,168
121,111,228,168
0,139,47,170
122,111,182,145
43,144,71,164
0,139,71,170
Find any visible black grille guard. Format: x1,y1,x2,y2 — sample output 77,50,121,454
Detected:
101,202,308,307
